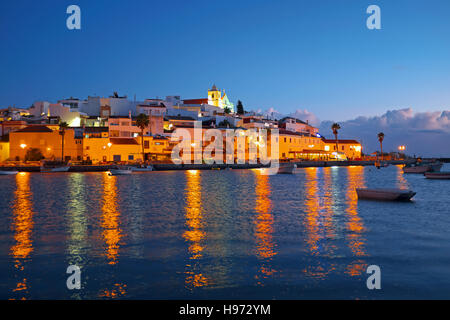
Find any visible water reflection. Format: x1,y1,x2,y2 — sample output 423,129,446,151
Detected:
10,172,34,299
101,174,122,265
254,170,277,282
303,168,337,278
66,173,88,268
345,166,368,276
183,170,209,288
395,165,409,189
99,173,126,298
303,167,369,279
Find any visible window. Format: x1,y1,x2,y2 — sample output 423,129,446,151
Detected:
128,155,134,160
86,146,90,150
284,138,286,143
144,141,149,148
342,146,344,150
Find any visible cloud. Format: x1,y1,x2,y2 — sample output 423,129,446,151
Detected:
319,108,450,157
255,107,320,126
254,107,450,157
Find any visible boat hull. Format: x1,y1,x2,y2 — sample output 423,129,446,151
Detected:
277,164,297,174
132,166,154,172
108,169,132,175
0,171,19,175
424,172,450,179
403,163,442,173
356,188,416,201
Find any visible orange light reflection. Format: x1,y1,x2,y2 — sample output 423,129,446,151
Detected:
183,170,209,288
101,174,122,265
10,172,34,298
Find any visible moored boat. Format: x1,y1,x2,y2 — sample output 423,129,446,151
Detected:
132,165,154,172
403,161,442,173
0,170,19,175
356,188,416,201
40,166,70,173
108,166,133,175
277,163,297,174
424,172,450,179
375,161,389,169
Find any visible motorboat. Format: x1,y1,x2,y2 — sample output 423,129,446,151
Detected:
424,172,450,179
356,188,416,201
0,170,19,175
132,165,154,172
403,161,442,173
375,161,389,169
40,166,70,173
277,163,297,174
108,166,132,175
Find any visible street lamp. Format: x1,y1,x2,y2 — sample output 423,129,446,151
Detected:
107,142,112,162
20,144,27,149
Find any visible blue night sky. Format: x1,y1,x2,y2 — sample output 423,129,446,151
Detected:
1,0,450,122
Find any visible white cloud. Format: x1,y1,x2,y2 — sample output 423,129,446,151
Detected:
320,108,450,157
255,107,320,126
253,107,450,157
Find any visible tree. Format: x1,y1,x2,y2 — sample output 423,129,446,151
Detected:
136,113,150,162
236,100,244,115
331,123,341,153
59,121,69,162
378,132,385,160
25,148,44,161
223,106,231,114
218,119,232,128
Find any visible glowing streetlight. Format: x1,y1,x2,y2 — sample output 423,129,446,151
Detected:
20,144,27,149
398,145,406,151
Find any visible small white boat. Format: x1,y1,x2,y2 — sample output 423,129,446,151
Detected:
40,166,70,173
277,163,297,174
424,172,450,179
403,161,442,173
132,165,154,172
356,188,416,201
108,167,132,175
0,170,19,175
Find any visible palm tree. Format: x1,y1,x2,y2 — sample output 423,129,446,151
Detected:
59,121,69,162
378,132,385,160
136,113,149,162
331,123,341,153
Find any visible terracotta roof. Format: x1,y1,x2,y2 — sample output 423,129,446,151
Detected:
15,125,53,133
109,138,139,145
322,139,360,144
182,98,208,105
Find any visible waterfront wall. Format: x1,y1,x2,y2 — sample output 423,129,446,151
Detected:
0,159,416,172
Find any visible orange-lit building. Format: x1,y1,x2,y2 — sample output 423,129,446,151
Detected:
322,139,362,160
9,126,82,161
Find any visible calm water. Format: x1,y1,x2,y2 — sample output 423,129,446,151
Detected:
1,164,450,299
